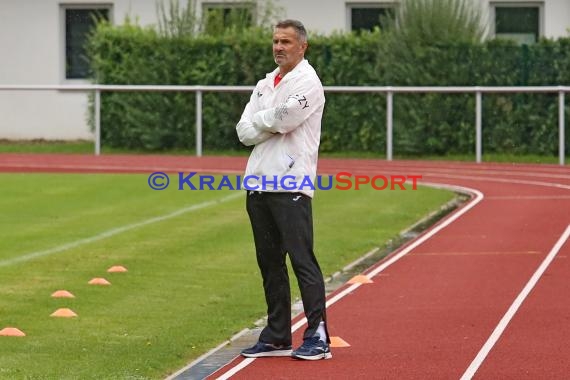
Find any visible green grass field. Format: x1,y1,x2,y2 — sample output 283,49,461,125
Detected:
0,173,454,379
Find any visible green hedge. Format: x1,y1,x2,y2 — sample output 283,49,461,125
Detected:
88,24,570,155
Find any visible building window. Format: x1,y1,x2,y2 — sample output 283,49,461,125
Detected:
202,3,254,35
63,6,110,80
348,4,395,32
492,3,542,44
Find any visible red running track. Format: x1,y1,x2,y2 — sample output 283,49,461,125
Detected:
1,154,569,379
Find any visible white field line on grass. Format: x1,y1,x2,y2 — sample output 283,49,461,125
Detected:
460,224,570,380
214,183,484,380
0,192,242,268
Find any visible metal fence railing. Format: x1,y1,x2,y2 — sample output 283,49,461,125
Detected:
1,85,568,165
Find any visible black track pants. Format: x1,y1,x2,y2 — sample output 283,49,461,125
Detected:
246,191,328,345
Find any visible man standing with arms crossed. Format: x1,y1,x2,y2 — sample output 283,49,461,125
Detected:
236,19,331,361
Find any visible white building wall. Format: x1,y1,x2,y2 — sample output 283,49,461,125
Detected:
0,0,569,141
0,0,164,140
543,0,570,37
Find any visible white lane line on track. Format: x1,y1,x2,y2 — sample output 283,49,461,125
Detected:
396,171,570,191
337,161,570,176
486,195,570,200
318,167,570,192
392,167,570,179
366,183,483,279
328,163,570,181
214,183,484,380
0,192,242,268
460,224,570,380
214,359,255,380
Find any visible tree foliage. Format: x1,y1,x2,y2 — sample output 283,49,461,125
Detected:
382,0,488,45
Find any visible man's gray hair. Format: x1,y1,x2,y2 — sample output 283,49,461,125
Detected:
275,19,308,42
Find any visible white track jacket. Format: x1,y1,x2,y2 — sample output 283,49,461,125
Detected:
236,59,325,198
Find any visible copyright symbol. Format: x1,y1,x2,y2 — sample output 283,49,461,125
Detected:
148,172,169,190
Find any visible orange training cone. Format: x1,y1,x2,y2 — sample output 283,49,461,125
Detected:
330,336,351,348
88,278,111,285
50,308,78,318
51,290,75,298
107,265,128,273
0,327,26,337
348,274,373,284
